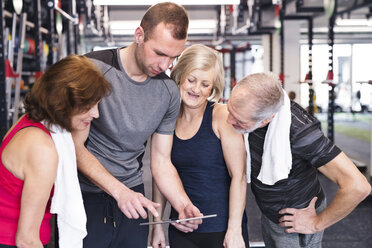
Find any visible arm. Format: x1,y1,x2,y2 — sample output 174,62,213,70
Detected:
3,128,58,248
279,152,371,233
151,180,167,248
150,132,202,232
214,104,247,248
72,126,159,219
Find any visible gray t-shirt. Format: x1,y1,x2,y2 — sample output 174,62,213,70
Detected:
80,48,181,192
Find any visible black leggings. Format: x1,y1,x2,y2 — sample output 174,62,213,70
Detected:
169,224,250,248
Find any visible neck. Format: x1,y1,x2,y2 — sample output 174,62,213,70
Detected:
120,44,147,82
179,101,208,122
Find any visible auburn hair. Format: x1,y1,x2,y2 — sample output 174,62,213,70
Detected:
23,54,111,132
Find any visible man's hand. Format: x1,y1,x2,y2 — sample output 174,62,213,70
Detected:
115,187,160,219
171,203,203,233
278,197,319,234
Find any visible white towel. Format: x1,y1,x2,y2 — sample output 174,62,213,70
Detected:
244,91,292,185
44,122,87,248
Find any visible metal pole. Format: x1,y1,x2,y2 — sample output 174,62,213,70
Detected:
269,33,273,71
326,0,337,142
47,0,56,66
9,13,17,65
0,0,7,138
308,17,314,116
72,0,79,54
230,46,236,90
279,0,286,86
12,13,27,124
33,0,42,71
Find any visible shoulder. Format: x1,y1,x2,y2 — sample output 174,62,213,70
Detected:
290,101,321,134
289,102,330,152
85,48,121,71
154,73,180,97
9,126,53,148
16,127,56,159
212,102,228,119
212,103,231,134
3,127,57,179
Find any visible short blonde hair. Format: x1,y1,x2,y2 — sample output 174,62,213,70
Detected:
171,44,224,101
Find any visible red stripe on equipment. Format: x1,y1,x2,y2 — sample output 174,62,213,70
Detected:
35,71,43,80
326,71,333,81
279,73,284,85
5,59,19,78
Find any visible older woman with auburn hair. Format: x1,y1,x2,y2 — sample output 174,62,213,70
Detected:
0,55,110,248
151,44,249,248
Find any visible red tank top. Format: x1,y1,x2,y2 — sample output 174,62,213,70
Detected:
0,115,53,245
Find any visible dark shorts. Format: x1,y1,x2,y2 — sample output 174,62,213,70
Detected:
168,224,250,248
82,184,149,248
261,198,327,248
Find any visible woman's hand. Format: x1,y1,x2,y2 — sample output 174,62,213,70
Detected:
223,228,246,248
151,224,167,248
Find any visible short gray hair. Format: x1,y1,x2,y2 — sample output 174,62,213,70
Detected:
171,44,224,101
233,72,284,121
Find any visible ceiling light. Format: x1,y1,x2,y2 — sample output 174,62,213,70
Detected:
336,18,372,27
110,19,218,35
110,20,140,35
93,0,239,5
310,26,372,33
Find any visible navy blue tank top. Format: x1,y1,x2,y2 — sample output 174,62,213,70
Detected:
170,101,246,233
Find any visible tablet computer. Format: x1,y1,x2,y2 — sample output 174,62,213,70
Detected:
139,214,217,225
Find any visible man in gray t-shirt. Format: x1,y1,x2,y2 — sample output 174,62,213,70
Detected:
72,3,202,248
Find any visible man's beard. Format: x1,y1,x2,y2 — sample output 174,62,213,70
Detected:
232,121,262,134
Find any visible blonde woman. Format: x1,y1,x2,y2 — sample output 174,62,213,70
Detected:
151,44,249,248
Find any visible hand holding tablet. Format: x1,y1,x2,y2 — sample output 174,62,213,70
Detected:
139,214,217,225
